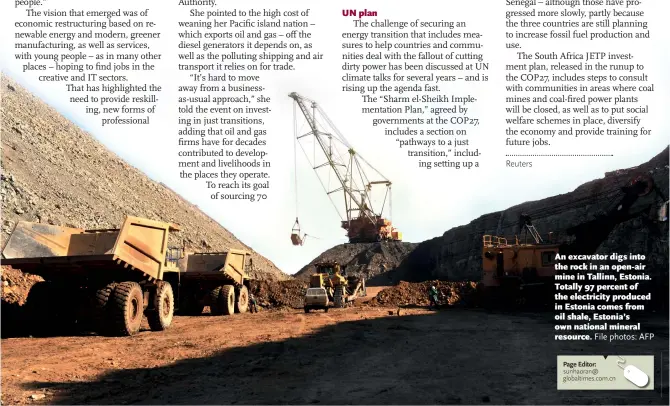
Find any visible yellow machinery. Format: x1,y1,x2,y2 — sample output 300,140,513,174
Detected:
482,174,666,301
1,216,183,336
178,249,252,316
309,262,344,296
307,262,366,308
482,174,660,297
481,235,560,289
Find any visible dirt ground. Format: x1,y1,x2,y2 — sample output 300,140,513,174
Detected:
2,305,668,405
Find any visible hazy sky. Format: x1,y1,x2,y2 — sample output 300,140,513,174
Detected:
2,0,668,274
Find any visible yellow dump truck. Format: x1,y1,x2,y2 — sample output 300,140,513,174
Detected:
177,249,252,316
1,216,181,336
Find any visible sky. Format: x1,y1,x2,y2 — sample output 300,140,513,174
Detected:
2,0,668,275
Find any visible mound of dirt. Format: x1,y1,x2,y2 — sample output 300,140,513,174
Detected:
295,241,418,284
0,266,41,305
368,280,480,307
249,279,308,309
1,75,289,300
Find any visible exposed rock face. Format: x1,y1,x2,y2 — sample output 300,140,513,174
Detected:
393,148,669,294
295,241,418,284
0,75,289,282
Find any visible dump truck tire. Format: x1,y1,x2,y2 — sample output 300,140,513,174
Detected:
220,285,235,316
24,281,58,335
208,286,223,315
147,281,174,331
94,283,117,335
109,282,144,336
95,283,116,310
235,285,249,313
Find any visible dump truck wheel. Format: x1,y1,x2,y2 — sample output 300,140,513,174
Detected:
304,307,310,313
109,282,144,336
95,283,116,310
235,285,249,313
147,281,174,331
24,281,58,335
94,283,117,335
220,285,235,316
208,287,223,315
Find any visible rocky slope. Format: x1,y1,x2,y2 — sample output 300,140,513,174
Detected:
0,75,289,282
392,148,669,297
295,241,418,284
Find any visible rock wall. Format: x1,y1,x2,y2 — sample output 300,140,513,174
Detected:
295,241,418,285
393,148,669,289
1,75,289,281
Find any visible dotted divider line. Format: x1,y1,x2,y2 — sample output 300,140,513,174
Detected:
505,154,614,157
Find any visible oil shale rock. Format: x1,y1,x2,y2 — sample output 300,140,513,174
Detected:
393,148,669,306
369,280,481,307
295,241,418,284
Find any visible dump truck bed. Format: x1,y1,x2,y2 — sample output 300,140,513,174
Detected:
181,249,249,286
1,216,179,281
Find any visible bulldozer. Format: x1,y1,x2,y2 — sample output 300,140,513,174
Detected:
306,262,367,309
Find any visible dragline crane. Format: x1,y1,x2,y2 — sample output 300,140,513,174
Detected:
288,92,402,244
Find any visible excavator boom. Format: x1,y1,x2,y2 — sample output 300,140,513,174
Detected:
289,92,402,243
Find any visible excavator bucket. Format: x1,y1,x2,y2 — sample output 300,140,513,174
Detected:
290,218,304,246
291,233,303,246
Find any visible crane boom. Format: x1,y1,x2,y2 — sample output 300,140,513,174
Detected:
289,92,402,243
290,92,367,221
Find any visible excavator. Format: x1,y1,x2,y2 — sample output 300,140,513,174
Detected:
305,261,367,309
288,92,402,245
481,173,664,305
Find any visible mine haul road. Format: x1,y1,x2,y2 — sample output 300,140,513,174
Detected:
1,307,668,405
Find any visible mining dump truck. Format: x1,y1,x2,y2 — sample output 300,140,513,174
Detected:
1,216,181,336
306,262,367,309
176,250,252,316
